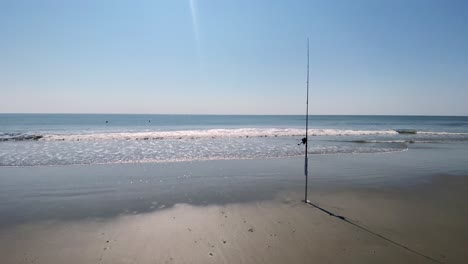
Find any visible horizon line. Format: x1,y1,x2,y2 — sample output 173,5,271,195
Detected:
0,112,467,117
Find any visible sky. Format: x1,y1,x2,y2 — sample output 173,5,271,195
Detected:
0,0,467,115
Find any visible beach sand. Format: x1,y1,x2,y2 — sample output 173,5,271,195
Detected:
1,174,467,264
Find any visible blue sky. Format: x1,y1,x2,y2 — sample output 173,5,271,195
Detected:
1,0,467,115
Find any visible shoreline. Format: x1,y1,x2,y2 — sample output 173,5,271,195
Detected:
1,145,468,263
1,148,468,228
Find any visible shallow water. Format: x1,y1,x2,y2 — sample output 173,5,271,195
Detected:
1,141,468,228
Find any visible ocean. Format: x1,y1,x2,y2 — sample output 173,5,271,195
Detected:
1,114,468,167
1,114,468,228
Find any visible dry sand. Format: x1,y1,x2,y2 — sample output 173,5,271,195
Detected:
1,175,467,264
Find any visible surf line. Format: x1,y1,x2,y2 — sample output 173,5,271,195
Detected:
305,201,444,264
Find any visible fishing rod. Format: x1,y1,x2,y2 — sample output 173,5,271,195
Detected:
297,38,310,202
304,38,310,203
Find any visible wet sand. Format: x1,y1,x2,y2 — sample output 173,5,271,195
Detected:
1,174,467,264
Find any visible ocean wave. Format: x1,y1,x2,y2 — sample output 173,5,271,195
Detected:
2,128,468,142
416,131,468,135
1,128,400,142
0,133,43,142
347,135,468,144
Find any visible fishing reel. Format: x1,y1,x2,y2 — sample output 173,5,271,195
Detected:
298,137,307,145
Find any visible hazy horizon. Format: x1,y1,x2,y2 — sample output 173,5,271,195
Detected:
1,0,467,116
1,112,467,117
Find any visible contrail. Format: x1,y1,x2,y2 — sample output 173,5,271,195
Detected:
189,0,201,58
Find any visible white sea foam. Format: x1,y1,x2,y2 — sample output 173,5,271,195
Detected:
2,128,468,143
1,127,466,166
38,128,401,141
0,137,407,167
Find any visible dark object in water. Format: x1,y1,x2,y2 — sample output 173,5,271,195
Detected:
395,129,417,134
105,121,108,123
0,134,43,141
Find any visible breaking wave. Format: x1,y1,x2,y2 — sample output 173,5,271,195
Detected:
1,127,466,166
0,128,402,142
2,128,468,142
0,133,43,142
